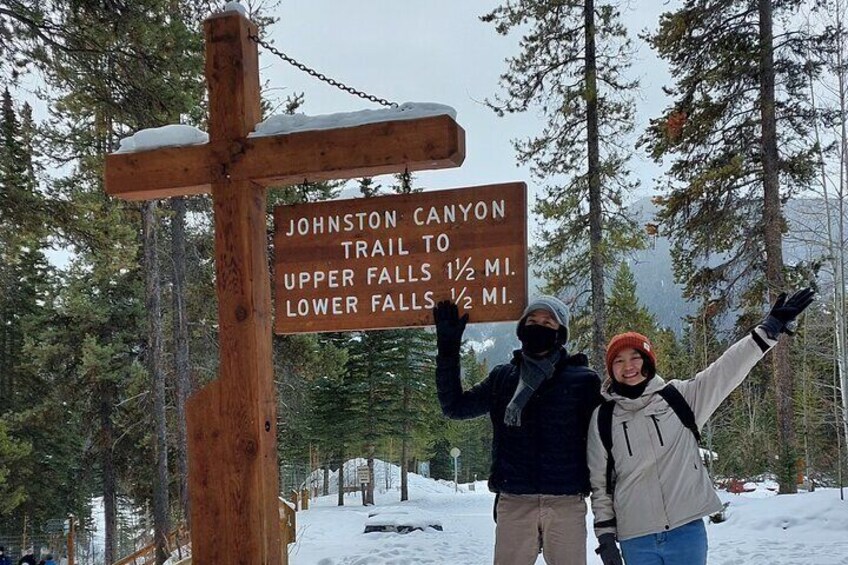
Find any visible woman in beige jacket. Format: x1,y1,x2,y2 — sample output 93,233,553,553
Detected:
587,288,814,565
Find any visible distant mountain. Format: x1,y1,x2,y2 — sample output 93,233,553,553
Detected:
627,197,694,335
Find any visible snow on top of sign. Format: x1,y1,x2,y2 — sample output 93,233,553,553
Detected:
111,103,455,152
249,102,457,138
115,124,209,154
221,1,247,15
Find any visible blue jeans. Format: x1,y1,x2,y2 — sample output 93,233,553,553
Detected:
619,519,708,565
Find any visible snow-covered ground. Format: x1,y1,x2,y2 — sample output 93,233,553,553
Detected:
290,461,848,565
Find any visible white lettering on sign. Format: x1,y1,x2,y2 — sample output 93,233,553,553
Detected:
482,286,511,305
282,269,355,290
412,200,506,226
421,233,450,253
366,264,432,285
283,210,398,237
370,291,435,313
284,296,359,317
484,258,515,277
340,237,410,259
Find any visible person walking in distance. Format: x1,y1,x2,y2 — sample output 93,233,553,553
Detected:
434,296,602,565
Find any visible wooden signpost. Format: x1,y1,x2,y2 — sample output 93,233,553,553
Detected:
103,9,464,565
274,182,527,333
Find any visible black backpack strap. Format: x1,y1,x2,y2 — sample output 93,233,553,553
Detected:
657,383,701,443
597,400,616,495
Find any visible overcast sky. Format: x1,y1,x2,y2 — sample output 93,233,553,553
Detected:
10,1,675,208
262,0,674,204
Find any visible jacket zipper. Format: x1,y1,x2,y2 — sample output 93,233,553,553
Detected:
622,422,633,456
650,415,665,446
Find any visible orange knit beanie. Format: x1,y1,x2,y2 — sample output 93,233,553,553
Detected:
605,332,657,378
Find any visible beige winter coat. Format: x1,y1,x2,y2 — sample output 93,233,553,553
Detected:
587,328,776,541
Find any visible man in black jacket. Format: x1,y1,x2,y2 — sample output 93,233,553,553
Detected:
434,296,602,565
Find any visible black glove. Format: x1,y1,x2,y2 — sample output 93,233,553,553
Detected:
595,533,623,565
759,287,815,339
433,300,468,357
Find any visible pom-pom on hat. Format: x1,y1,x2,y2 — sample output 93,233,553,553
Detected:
516,295,570,345
606,332,657,379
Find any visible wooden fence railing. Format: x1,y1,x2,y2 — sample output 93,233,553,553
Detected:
112,526,189,565
112,499,297,565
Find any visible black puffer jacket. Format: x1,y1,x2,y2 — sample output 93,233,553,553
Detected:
437,348,602,495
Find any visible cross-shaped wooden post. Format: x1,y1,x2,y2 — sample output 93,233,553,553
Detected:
104,9,464,564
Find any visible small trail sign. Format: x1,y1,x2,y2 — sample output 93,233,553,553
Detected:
357,465,371,484
274,182,527,333
42,518,65,534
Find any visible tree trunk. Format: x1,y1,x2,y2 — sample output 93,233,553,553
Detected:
400,381,412,501
759,0,796,494
366,447,375,505
584,0,606,370
837,2,848,461
400,412,409,502
366,359,376,505
171,196,192,529
101,382,117,565
400,440,409,501
323,465,330,497
144,201,171,561
802,324,814,491
337,455,345,507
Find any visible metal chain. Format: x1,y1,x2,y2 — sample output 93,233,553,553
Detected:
249,34,398,108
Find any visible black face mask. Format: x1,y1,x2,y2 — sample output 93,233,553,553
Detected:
611,378,650,399
520,324,558,355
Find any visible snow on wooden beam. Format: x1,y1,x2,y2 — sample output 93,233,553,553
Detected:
104,115,465,200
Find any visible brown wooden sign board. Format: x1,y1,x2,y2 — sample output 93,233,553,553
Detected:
274,182,527,333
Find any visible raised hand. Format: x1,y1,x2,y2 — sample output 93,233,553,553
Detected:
760,287,815,339
433,300,469,356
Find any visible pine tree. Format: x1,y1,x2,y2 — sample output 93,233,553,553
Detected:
306,338,353,504
605,261,658,338
387,327,438,501
0,89,47,254
641,0,831,493
0,88,88,535
482,0,644,370
0,420,29,517
344,329,402,504
0,88,47,411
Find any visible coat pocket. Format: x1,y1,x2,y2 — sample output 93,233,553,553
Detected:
649,415,665,447
621,422,634,456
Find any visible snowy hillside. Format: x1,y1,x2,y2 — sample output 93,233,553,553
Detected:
289,460,848,564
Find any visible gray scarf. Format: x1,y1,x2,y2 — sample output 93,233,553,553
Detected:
504,350,561,427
